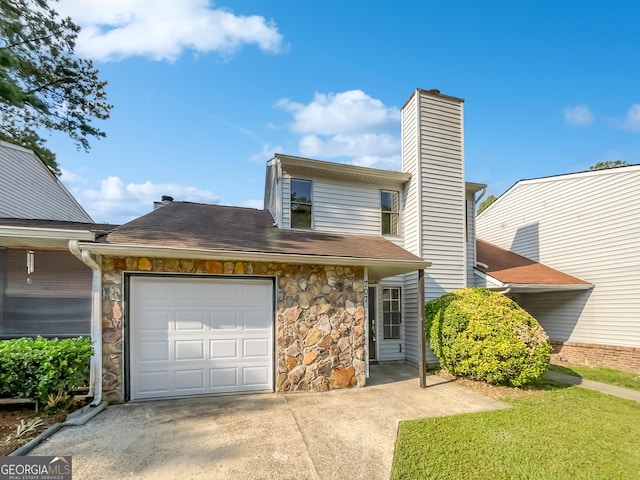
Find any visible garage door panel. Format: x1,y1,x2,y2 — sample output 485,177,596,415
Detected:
209,284,240,301
174,310,206,331
136,280,173,303
138,310,171,332
243,366,270,386
210,311,240,330
243,338,270,358
130,276,273,400
209,368,238,389
137,371,170,395
175,340,205,361
210,339,238,359
174,283,207,302
242,310,272,330
174,369,205,391
139,341,170,362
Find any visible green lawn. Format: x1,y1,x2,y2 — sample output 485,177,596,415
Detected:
549,363,640,391
391,384,640,479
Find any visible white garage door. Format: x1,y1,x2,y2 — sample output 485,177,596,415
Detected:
129,276,274,401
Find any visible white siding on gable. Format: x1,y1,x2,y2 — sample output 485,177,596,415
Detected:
477,167,640,349
313,180,382,235
281,173,291,228
0,141,93,222
279,173,403,239
263,161,279,224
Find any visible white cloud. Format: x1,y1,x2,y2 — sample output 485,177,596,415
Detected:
57,0,286,61
59,168,87,185
250,142,283,163
563,104,594,127
241,199,264,209
276,90,400,135
619,104,640,133
277,90,402,170
79,176,220,224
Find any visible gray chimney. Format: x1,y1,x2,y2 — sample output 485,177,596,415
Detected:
153,195,174,210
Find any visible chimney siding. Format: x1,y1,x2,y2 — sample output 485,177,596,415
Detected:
402,89,467,301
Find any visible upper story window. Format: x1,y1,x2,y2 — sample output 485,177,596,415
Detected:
381,190,400,235
290,178,312,229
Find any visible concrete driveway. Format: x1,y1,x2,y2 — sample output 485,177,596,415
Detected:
30,364,506,479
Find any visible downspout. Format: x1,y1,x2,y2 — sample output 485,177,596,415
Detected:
69,240,103,407
474,185,487,205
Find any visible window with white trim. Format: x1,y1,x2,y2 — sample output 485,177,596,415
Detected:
382,287,401,339
381,190,400,235
290,178,312,229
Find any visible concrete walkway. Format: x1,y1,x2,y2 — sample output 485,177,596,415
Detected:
545,370,640,402
29,364,506,480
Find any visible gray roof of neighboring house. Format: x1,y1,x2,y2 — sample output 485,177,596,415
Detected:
0,141,93,222
104,202,425,264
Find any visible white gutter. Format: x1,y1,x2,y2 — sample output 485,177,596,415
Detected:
473,269,592,292
72,242,430,271
69,240,103,407
474,185,487,205
0,226,95,241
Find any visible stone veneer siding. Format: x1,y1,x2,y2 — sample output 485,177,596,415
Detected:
101,256,366,404
552,341,640,375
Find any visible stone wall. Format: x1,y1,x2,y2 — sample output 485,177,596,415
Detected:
552,341,640,375
100,256,366,403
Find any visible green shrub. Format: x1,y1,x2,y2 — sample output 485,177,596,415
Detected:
0,336,93,407
425,288,552,387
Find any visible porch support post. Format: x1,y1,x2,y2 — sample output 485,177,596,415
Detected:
418,268,426,388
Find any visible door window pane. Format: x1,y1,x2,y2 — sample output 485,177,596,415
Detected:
382,287,401,339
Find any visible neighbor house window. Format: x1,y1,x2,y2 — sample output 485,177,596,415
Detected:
382,287,401,339
291,179,312,229
381,190,400,235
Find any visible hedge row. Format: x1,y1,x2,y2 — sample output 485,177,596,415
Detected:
0,336,93,406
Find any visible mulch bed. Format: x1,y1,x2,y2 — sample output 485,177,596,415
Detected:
0,400,79,456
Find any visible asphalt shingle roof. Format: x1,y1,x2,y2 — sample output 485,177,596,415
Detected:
105,202,424,263
476,239,590,286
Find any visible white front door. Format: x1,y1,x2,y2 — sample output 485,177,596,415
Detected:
129,276,273,401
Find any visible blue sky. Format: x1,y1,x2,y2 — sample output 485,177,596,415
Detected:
48,0,640,224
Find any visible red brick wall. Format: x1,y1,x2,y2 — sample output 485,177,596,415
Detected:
551,341,640,374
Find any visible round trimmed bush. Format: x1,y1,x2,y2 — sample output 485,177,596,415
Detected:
425,287,552,387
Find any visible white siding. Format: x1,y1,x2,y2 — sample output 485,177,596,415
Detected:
0,141,93,222
416,92,467,300
401,90,467,366
465,193,477,286
280,174,403,239
477,166,640,349
402,271,420,363
402,94,420,256
263,161,279,224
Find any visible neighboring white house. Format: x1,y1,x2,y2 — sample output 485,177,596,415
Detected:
476,165,640,374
